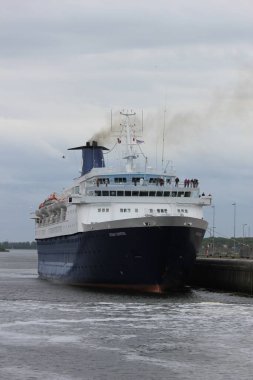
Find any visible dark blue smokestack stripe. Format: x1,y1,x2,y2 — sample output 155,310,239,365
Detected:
68,141,109,176
82,147,105,175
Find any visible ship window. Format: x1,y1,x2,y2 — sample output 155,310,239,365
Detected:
185,209,188,213
166,178,171,184
172,192,177,197
132,191,139,196
185,192,191,197
106,208,109,212
177,209,180,212
135,208,138,212
125,191,131,196
117,191,124,196
102,191,109,196
156,191,163,196
120,208,123,212
140,191,148,196
149,178,158,183
149,191,156,196
132,177,141,183
98,178,110,184
114,177,126,183
98,208,101,212
157,209,160,213
149,209,153,213
178,192,184,197
164,191,170,197
102,208,105,212
110,191,116,196
95,191,101,196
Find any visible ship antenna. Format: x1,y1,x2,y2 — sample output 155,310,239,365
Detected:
162,107,166,170
142,109,144,133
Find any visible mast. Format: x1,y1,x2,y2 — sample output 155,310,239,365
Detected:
120,111,137,172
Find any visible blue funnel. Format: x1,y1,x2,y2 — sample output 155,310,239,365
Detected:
68,141,109,175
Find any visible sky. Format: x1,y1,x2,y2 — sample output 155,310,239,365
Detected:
0,0,253,241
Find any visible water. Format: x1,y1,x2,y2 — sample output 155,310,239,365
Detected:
1,250,253,380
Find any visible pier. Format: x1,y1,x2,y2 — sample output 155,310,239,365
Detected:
191,257,253,295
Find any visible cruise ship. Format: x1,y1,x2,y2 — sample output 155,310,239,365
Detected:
34,111,211,293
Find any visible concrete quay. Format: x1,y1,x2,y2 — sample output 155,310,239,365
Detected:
190,257,253,295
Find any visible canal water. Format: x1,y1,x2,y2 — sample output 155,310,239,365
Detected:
0,250,253,380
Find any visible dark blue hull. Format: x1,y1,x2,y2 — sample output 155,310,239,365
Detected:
37,225,205,292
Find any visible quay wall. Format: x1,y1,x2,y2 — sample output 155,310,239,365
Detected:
190,258,253,295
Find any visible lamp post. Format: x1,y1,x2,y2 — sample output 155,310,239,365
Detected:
212,205,215,255
243,223,247,246
232,202,236,251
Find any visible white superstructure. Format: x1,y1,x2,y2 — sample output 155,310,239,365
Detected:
34,112,212,240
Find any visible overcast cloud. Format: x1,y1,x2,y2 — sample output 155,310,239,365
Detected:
0,0,253,241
